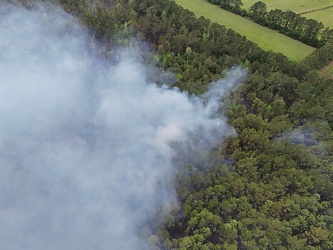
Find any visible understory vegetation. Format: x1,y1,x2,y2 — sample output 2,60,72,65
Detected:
18,0,333,249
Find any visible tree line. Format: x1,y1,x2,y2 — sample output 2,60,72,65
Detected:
208,0,333,48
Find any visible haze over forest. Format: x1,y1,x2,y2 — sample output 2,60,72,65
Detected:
1,0,333,249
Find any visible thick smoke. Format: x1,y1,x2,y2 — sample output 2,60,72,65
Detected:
0,2,245,250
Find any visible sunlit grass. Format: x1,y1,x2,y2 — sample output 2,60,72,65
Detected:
175,0,315,61
242,0,333,27
322,63,333,78
303,8,333,28
242,0,333,13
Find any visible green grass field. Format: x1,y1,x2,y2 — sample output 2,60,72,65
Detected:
303,8,333,28
242,0,333,27
321,62,333,78
175,0,315,61
242,0,333,13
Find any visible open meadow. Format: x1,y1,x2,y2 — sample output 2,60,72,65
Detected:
242,0,333,27
303,8,333,28
175,0,315,61
242,0,333,13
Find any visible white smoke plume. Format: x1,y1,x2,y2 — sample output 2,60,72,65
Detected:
0,2,245,250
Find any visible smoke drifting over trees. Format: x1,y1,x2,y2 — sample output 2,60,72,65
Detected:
0,2,244,249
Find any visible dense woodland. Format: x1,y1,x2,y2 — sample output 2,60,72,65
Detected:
17,0,333,249
208,0,333,48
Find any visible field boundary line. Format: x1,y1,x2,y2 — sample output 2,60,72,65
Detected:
299,5,333,15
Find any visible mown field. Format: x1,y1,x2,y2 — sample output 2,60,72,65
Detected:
303,8,333,28
242,0,333,27
175,0,315,61
242,0,333,13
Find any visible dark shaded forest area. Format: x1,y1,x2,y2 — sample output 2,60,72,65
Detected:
16,0,333,249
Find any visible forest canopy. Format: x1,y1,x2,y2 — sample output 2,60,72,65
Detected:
8,0,333,249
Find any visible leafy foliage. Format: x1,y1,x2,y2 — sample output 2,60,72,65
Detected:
19,0,333,249
210,0,333,48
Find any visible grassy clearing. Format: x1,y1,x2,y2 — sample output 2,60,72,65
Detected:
242,0,333,27
320,61,333,78
325,66,333,77
303,8,333,28
175,0,315,61
242,0,333,13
